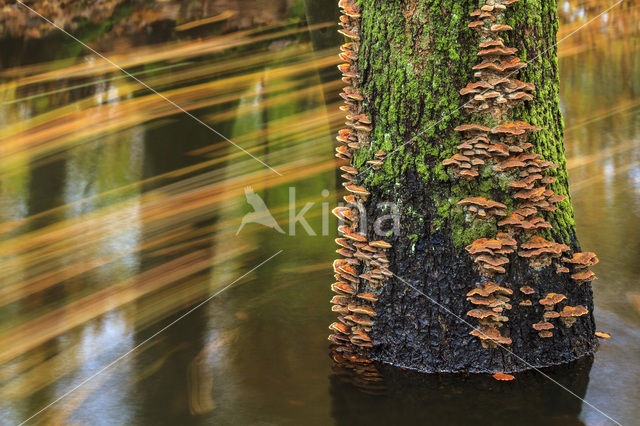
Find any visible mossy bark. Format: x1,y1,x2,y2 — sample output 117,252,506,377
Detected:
356,0,597,373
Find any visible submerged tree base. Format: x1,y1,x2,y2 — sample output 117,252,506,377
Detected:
329,0,598,375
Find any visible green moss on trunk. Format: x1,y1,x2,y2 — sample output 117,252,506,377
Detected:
357,0,577,249
355,0,596,373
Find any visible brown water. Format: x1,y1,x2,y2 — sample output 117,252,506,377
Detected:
0,1,639,425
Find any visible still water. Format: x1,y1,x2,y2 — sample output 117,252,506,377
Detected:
0,1,639,425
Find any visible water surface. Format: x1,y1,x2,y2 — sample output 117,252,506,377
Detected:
0,1,639,425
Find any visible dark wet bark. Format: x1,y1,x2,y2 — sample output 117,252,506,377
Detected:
355,1,598,373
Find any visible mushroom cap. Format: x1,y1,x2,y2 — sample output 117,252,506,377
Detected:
467,295,497,306
332,282,356,295
520,236,559,250
543,311,560,319
369,240,392,249
572,269,597,281
595,331,611,339
343,229,367,243
498,213,525,227
560,305,589,317
533,321,554,331
350,330,371,343
337,28,360,40
496,232,517,246
538,331,553,338
340,165,359,175
472,61,503,72
454,124,490,133
474,254,510,267
479,46,518,57
495,158,526,171
479,40,505,48
460,170,479,179
466,282,513,297
565,252,599,266
332,207,356,222
357,293,378,303
328,333,347,345
492,372,515,381
514,186,547,200
519,286,535,295
467,308,506,321
539,293,567,306
548,194,567,203
329,322,350,334
336,248,353,258
487,143,510,156
458,196,506,210
469,326,512,344
330,295,351,306
508,92,534,101
332,304,349,315
333,258,348,271
345,315,373,327
345,184,370,196
348,304,377,316
338,263,358,277
466,237,503,253
335,238,353,249
460,81,493,95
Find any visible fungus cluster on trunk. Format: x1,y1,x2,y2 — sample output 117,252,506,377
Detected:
442,0,599,350
466,282,513,347
329,0,391,387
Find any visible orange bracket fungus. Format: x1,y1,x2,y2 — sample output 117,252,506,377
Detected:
563,252,599,284
329,0,393,373
560,305,589,327
452,0,598,353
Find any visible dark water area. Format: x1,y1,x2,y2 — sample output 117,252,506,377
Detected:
0,0,638,425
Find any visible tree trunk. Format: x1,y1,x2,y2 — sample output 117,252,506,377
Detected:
330,0,598,374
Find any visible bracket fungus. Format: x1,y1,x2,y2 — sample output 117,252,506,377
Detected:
563,252,599,284
560,305,588,327
519,286,535,295
465,237,516,277
539,292,567,307
470,325,512,348
518,236,570,268
467,282,512,347
458,196,507,219
330,0,386,365
449,0,601,363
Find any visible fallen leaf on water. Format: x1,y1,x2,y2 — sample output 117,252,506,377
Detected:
492,372,515,381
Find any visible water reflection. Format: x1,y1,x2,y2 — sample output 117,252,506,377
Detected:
331,358,593,426
0,0,639,425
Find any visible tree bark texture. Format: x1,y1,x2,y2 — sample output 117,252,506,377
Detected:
330,0,598,375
